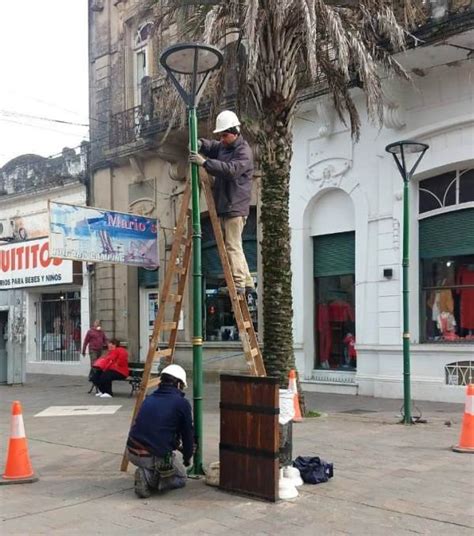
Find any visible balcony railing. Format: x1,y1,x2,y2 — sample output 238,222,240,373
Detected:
108,84,237,150
109,106,144,148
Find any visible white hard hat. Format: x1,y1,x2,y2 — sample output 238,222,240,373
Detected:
161,364,187,387
213,110,241,133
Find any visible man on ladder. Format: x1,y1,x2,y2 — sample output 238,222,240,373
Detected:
189,110,255,296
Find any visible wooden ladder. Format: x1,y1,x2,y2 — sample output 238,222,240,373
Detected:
121,171,265,471
120,182,192,471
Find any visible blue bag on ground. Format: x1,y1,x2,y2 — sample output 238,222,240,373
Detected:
293,456,334,484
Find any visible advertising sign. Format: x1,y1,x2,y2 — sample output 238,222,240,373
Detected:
0,238,74,289
49,201,159,268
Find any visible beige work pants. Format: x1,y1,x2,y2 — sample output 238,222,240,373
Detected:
222,216,254,289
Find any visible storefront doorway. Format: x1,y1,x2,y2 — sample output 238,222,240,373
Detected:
201,209,258,342
139,288,159,361
0,310,8,383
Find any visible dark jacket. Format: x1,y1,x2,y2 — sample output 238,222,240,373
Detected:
82,327,107,353
128,385,194,461
200,135,254,218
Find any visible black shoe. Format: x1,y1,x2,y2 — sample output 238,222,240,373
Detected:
134,468,151,498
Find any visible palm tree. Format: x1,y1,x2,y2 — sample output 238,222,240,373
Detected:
153,0,425,384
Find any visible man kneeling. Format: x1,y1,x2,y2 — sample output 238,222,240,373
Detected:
127,364,193,498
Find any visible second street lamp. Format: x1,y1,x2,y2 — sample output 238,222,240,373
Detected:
160,43,223,475
385,140,429,424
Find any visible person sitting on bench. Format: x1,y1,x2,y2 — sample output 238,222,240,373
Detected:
89,339,129,398
126,364,194,498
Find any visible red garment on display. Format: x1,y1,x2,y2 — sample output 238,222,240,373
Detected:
317,304,332,362
328,300,354,322
457,266,474,330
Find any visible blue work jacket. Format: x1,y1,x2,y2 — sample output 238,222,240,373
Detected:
128,385,194,461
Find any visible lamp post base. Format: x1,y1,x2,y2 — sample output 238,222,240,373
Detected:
187,463,206,478
399,402,427,425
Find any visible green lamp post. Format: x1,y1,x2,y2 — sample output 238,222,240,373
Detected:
160,43,223,474
385,140,429,424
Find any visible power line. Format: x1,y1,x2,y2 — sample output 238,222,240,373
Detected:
2,88,106,125
0,117,88,138
0,110,89,127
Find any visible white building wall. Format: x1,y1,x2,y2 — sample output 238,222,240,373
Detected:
291,52,474,403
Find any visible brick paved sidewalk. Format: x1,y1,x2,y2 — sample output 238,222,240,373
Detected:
0,375,472,535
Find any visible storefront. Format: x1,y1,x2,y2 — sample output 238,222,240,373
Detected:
314,231,356,371
0,237,90,379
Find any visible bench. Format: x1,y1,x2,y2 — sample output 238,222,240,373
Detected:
125,363,145,397
88,361,146,397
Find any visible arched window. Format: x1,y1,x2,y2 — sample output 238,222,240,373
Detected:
311,190,356,371
134,22,153,49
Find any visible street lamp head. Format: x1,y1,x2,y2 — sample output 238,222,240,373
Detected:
385,139,429,182
160,43,223,75
160,43,223,108
385,140,429,156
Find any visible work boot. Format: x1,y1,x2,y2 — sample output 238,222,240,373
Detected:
134,468,151,498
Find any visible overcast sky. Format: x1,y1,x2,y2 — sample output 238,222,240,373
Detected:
0,0,89,168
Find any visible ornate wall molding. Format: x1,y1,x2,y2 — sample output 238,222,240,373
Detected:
128,197,155,216
306,131,353,189
382,82,406,130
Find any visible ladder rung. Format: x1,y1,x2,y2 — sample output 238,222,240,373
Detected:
175,267,187,275
250,347,259,357
147,377,160,389
155,348,173,359
243,321,251,329
161,322,177,331
166,294,182,303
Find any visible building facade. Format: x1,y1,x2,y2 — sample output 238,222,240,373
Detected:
0,148,91,382
292,14,474,402
88,1,473,400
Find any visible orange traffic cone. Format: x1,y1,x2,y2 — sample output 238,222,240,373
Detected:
1,401,38,485
288,370,303,423
453,384,474,454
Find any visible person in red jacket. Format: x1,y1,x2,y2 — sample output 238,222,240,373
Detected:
90,339,129,398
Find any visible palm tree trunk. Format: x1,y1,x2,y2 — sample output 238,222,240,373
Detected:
259,115,295,385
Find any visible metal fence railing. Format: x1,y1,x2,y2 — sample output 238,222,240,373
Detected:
445,361,474,386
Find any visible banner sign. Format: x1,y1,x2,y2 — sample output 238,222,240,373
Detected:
0,238,73,289
49,201,159,268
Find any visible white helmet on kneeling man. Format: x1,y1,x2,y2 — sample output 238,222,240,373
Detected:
161,364,187,388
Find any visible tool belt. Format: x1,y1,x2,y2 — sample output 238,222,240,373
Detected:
127,437,152,458
127,437,175,477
